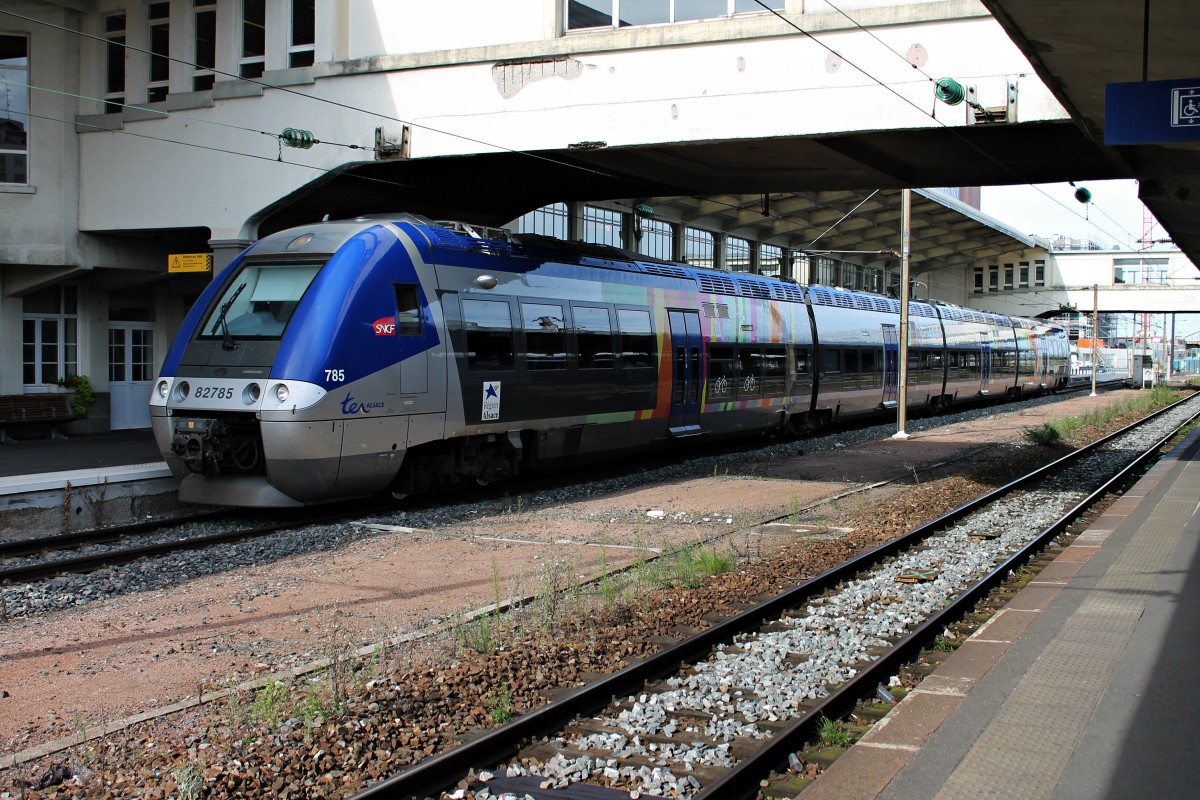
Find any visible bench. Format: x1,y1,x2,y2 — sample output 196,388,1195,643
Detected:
0,394,82,444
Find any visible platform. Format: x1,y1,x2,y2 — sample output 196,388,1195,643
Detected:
801,425,1200,800
0,429,180,536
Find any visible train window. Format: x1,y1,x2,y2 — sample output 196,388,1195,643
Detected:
462,298,514,370
707,344,736,400
844,349,860,378
822,348,840,374
737,348,761,398
761,345,787,396
794,347,810,375
617,308,656,368
201,261,320,340
574,305,614,369
522,302,567,370
394,285,422,336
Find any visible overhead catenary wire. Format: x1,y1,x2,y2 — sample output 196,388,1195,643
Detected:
2,4,1133,263
750,0,1141,250
0,3,1017,254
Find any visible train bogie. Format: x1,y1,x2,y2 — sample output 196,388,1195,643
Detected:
151,215,1071,507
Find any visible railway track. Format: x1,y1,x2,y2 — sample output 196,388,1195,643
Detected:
346,392,1200,800
0,382,1120,590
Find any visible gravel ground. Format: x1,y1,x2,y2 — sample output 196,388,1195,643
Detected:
0,387,1181,798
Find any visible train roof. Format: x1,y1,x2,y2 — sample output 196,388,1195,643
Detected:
255,215,1048,330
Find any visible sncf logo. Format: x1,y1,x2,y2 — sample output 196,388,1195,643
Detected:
373,317,396,336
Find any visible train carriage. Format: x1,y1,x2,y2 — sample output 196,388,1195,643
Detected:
151,215,1069,507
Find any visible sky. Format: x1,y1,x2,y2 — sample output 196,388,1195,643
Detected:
978,179,1168,251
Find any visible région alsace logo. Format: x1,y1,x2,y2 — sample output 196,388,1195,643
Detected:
373,317,396,336
481,382,501,421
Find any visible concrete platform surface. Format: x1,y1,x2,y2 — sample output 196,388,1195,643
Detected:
804,426,1200,800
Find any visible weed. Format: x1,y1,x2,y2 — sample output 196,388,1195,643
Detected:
460,613,497,654
696,547,733,577
487,683,514,724
1023,423,1061,446
933,635,955,652
790,495,800,526
817,715,853,748
249,680,289,727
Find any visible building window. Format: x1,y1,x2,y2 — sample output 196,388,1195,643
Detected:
1034,260,1045,287
1019,263,1030,287
973,266,983,293
241,0,267,78
0,34,29,185
1113,257,1169,285
147,1,170,102
103,15,126,112
815,255,839,286
194,1,217,91
1003,264,1014,289
637,217,674,260
989,266,999,292
566,0,785,30
289,0,315,67
22,286,79,386
760,244,783,277
582,205,623,248
513,202,569,239
725,236,751,272
683,227,714,269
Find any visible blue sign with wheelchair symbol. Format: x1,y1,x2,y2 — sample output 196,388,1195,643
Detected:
1106,78,1200,144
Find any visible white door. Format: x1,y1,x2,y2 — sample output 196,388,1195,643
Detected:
108,325,154,429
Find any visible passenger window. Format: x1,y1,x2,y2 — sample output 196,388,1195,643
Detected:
707,344,736,399
617,308,656,368
761,345,787,396
737,348,760,398
574,305,614,369
461,298,514,370
521,302,566,370
822,348,841,374
794,347,810,375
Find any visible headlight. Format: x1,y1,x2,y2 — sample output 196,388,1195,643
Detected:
156,380,170,399
243,383,262,405
273,383,290,402
174,381,191,401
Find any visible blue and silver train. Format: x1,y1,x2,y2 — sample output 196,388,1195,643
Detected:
150,214,1070,507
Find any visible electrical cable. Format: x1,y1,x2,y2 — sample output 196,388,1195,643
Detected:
750,0,1142,250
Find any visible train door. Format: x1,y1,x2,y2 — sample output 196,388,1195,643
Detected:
980,334,992,393
667,309,702,436
881,324,899,407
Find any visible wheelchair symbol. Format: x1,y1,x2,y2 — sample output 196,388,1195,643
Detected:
1171,88,1200,126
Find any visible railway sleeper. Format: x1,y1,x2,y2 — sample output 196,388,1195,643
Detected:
563,719,764,758
516,741,728,785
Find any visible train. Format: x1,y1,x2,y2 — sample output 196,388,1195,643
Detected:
150,213,1070,507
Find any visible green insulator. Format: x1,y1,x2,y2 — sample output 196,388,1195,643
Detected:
934,77,965,106
1074,186,1092,204
280,128,316,149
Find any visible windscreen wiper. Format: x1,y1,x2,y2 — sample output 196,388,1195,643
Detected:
209,282,247,351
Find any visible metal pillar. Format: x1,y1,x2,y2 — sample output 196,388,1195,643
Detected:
893,189,911,441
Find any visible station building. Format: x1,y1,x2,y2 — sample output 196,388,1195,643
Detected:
0,0,1192,432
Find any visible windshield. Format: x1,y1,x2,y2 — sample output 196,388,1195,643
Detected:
199,261,322,341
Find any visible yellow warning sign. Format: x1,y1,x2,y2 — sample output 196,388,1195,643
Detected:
169,253,213,273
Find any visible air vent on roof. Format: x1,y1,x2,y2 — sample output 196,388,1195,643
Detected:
642,263,690,280
696,273,737,295
735,277,773,299
771,283,805,302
